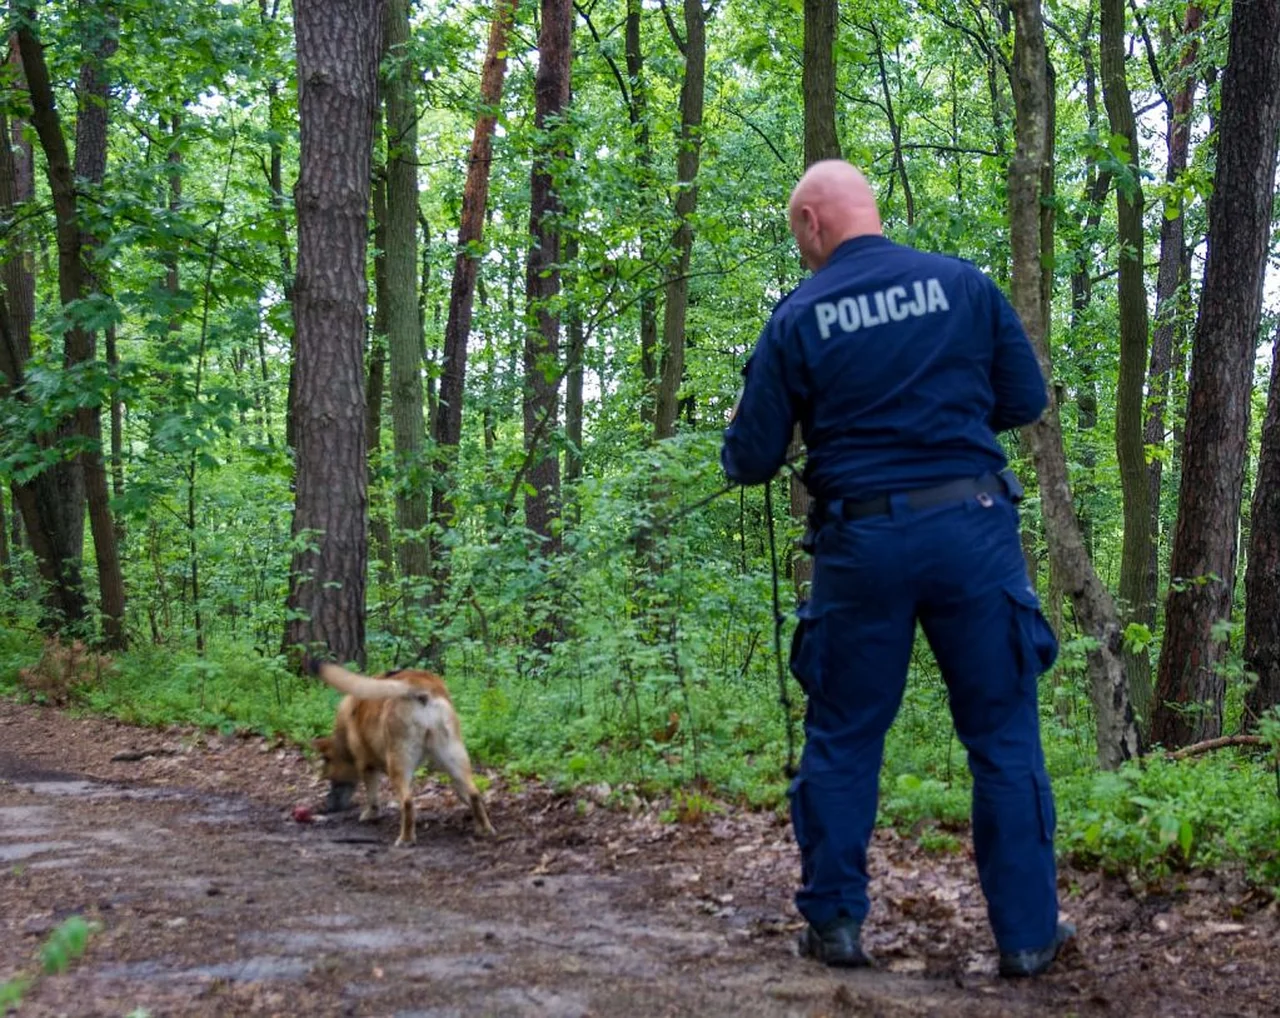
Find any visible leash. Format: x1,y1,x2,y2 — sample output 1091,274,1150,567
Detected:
764,477,799,780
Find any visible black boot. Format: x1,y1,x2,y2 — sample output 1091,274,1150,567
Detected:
998,921,1076,978
797,917,872,968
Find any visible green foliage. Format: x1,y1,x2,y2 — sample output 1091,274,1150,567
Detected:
0,915,101,1010
1057,755,1280,888
1,0,1276,910
39,916,98,976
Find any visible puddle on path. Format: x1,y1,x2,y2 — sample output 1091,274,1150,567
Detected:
95,956,314,985
0,840,81,862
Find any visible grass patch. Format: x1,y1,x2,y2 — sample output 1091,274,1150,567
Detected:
3,631,1279,896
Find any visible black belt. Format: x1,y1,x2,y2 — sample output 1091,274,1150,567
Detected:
813,470,1019,523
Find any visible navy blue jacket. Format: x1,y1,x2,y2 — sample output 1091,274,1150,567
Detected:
721,235,1047,499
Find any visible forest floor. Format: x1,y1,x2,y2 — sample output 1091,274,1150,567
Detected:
1,699,1277,1018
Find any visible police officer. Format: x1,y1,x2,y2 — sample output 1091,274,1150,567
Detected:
722,160,1073,977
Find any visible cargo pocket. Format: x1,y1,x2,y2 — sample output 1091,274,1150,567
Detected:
1003,581,1059,679
1033,772,1057,844
789,601,824,698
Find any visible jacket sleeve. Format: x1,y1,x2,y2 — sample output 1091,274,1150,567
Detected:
988,283,1049,432
720,316,799,486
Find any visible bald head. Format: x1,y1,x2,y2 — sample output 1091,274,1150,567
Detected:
788,160,882,271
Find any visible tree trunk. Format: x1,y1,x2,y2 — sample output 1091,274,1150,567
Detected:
522,0,572,548
564,232,585,503
1243,324,1280,728
626,0,659,426
1,34,89,632
369,170,394,581
653,0,707,442
259,0,296,451
1100,0,1154,726
0,486,9,591
283,0,383,666
382,0,429,583
793,0,842,596
1151,0,1280,747
1008,0,1140,769
803,0,840,168
865,20,914,225
432,0,517,548
1145,6,1203,704
17,12,126,648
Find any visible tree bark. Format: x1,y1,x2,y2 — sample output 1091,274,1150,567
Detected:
1243,324,1280,728
369,169,394,581
432,0,517,546
653,0,707,442
1008,0,1140,769
17,11,126,648
382,0,429,582
1151,0,1280,747
1145,6,1203,707
0,33,89,631
283,0,384,666
793,0,842,596
0,485,9,591
625,0,659,427
803,0,839,168
1099,0,1154,726
522,0,572,548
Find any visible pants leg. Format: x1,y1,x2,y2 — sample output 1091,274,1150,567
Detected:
916,503,1060,954
790,520,915,927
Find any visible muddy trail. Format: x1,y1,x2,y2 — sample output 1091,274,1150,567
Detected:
1,700,1276,1017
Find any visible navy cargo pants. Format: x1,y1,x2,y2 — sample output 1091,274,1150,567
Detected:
788,484,1060,954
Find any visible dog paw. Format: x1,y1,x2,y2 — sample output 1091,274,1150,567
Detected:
359,809,379,823
393,837,415,848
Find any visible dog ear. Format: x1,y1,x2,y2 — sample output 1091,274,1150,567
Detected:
313,736,333,758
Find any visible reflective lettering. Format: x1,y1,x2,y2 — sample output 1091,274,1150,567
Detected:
815,302,838,339
908,281,928,316
885,286,910,321
838,297,860,331
926,278,950,313
809,277,951,338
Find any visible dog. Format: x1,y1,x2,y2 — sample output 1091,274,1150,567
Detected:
307,659,495,845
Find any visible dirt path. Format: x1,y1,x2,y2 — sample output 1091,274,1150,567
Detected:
1,700,1276,1017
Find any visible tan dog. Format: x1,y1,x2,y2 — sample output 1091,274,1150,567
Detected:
308,660,495,845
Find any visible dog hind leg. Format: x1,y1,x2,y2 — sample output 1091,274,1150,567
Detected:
431,734,495,836
386,757,417,847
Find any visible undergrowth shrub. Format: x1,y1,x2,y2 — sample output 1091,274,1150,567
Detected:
17,638,113,706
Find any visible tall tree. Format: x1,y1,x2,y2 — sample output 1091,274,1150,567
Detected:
369,167,394,580
522,0,572,548
1007,0,1140,769
382,0,429,583
1151,0,1280,747
625,0,658,425
433,0,517,550
17,7,127,648
652,0,708,440
1099,0,1154,723
791,0,841,594
1243,325,1280,727
283,0,385,665
0,35,89,632
563,231,585,498
1144,5,1204,707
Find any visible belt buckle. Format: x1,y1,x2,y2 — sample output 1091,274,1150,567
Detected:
976,492,994,508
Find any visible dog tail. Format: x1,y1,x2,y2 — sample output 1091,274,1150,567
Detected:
313,661,419,701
